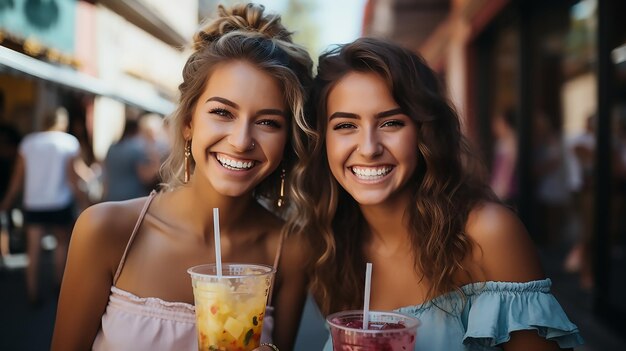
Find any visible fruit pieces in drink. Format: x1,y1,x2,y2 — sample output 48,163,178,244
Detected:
194,281,266,351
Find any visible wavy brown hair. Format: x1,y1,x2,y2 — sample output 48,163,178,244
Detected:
289,38,495,315
160,3,313,211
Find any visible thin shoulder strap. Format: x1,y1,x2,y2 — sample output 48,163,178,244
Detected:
267,230,287,306
113,190,158,284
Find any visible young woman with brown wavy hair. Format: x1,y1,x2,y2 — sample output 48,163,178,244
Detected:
289,37,582,350
52,4,312,351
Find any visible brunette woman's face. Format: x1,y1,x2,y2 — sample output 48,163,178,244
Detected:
185,60,288,197
325,71,419,207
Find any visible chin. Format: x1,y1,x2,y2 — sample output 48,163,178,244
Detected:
218,189,249,197
350,193,390,206
209,181,256,198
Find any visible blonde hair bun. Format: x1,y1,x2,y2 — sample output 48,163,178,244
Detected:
194,3,292,51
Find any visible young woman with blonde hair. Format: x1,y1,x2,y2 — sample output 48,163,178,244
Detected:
52,4,312,350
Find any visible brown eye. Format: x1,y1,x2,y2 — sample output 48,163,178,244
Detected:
257,119,282,129
333,122,356,130
209,108,232,118
381,120,404,128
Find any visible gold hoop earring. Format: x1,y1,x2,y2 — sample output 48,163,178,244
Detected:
277,168,286,208
184,139,191,184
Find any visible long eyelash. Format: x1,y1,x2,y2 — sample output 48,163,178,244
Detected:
333,123,354,130
382,120,405,127
209,108,230,117
259,120,282,128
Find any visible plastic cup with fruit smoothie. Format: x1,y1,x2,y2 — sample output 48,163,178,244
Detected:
326,310,419,351
188,263,275,351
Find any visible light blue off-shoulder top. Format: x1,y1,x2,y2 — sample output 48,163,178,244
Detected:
323,279,583,350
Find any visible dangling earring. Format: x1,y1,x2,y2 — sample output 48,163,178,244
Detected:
184,139,191,184
277,168,286,208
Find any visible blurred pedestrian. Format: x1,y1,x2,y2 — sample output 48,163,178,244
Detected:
138,113,170,190
563,115,595,289
490,108,518,205
102,117,160,201
0,107,91,303
533,112,570,246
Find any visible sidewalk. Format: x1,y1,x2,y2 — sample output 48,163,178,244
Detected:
540,246,626,351
0,250,57,351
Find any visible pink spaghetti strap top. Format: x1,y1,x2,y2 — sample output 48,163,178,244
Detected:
92,191,284,350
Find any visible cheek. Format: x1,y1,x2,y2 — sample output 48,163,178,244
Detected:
325,130,348,155
265,131,288,162
396,134,419,169
396,140,418,157
325,135,338,162
190,124,214,150
190,115,213,138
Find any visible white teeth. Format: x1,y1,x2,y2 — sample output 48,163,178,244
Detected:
216,154,254,170
351,166,392,179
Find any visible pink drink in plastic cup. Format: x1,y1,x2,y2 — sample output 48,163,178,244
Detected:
327,310,419,351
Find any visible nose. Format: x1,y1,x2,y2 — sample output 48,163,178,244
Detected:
357,129,383,158
227,119,255,152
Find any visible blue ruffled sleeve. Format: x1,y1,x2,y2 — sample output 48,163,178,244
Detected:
462,279,584,349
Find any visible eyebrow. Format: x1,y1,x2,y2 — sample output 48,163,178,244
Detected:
206,96,239,109
329,107,404,120
254,109,286,118
207,97,286,117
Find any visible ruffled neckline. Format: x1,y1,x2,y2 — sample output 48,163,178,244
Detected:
110,286,196,313
395,278,551,314
109,286,276,313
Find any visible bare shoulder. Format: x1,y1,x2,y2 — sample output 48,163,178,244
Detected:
465,202,545,282
75,198,147,242
71,198,149,272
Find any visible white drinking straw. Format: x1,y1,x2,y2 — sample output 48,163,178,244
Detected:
363,262,373,329
213,208,222,278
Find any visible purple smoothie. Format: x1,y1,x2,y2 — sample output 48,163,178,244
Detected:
327,310,419,351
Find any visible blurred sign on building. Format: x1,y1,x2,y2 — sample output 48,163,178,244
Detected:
0,0,76,54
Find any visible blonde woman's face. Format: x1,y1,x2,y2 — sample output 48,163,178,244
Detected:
325,71,418,207
185,60,288,197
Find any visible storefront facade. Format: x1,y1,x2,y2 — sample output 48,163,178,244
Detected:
0,0,195,161
465,0,625,329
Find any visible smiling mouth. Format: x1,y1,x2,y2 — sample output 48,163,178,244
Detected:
350,166,393,180
216,153,256,171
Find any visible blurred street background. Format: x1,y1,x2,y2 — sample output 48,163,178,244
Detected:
1,0,625,350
